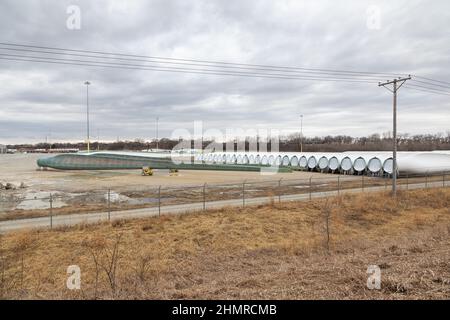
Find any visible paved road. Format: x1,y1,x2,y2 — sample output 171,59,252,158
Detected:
0,181,448,233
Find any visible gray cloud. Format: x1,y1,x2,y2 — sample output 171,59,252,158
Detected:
0,0,449,144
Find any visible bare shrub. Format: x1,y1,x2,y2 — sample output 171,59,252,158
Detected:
0,232,36,297
141,224,153,232
13,233,36,290
82,233,123,298
111,219,126,228
132,252,153,290
0,234,11,298
266,191,275,207
321,198,334,253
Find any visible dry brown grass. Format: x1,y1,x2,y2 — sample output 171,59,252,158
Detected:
0,188,449,299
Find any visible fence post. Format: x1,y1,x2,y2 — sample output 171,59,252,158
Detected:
443,171,445,188
49,193,53,229
158,185,161,217
384,177,387,190
203,183,206,211
337,175,340,195
278,179,282,203
406,174,409,190
361,175,364,192
309,177,312,201
425,172,428,189
242,181,246,207
107,188,111,221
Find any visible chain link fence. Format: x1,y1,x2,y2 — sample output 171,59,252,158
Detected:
0,171,449,230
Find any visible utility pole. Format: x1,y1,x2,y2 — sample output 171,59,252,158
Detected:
378,75,411,196
300,114,303,153
84,81,91,153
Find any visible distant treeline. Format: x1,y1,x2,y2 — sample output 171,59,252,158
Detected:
8,133,450,152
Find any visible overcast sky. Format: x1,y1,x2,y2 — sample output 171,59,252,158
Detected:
0,0,449,144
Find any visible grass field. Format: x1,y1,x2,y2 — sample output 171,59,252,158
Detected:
0,188,449,299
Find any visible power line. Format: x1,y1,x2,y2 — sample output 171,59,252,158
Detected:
414,75,450,87
0,56,378,83
404,86,450,96
0,42,407,78
0,55,380,83
411,79,450,90
0,54,378,83
1,42,448,92
7,52,450,93
406,83,450,95
0,46,391,79
404,85,450,96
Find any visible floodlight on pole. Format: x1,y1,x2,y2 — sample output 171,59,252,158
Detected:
300,114,304,153
156,117,159,150
84,81,91,153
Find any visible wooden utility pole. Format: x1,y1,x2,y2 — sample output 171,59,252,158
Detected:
378,75,411,196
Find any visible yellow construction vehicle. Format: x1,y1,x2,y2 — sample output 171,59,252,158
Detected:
142,167,153,176
169,168,179,176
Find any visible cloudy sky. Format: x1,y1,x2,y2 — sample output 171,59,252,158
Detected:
0,0,449,144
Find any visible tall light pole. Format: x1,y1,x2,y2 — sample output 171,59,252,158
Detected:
156,117,159,150
84,81,91,153
201,133,204,154
379,75,411,196
300,114,303,153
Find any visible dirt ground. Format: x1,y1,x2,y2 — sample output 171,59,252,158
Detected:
1,153,360,219
0,188,449,299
